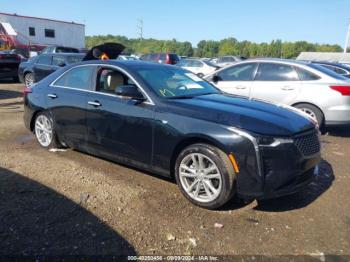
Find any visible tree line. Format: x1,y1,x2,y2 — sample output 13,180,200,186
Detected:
85,35,342,59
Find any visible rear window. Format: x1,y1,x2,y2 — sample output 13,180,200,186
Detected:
308,64,348,80
295,67,321,81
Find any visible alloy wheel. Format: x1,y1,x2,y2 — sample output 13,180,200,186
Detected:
35,114,53,147
179,153,222,203
25,73,34,88
299,108,318,123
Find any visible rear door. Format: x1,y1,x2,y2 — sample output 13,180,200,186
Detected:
47,65,95,149
33,55,56,81
251,62,300,104
212,62,257,97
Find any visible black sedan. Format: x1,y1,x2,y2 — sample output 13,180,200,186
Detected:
24,60,321,209
0,51,21,81
18,53,85,87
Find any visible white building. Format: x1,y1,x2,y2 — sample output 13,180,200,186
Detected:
0,12,85,49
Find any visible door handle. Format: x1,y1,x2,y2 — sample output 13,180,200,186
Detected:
88,101,102,107
281,86,295,91
235,86,247,90
47,94,57,99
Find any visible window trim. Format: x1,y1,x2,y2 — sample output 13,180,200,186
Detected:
50,64,155,105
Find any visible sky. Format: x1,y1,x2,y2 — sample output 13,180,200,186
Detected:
1,0,350,47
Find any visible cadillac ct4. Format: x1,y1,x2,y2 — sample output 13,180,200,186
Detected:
24,60,321,209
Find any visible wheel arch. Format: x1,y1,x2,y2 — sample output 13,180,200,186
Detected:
169,135,228,179
291,102,325,118
30,110,43,132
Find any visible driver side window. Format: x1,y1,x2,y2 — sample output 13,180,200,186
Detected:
96,68,136,94
218,63,257,81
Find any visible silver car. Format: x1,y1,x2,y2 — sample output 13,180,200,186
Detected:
205,58,350,127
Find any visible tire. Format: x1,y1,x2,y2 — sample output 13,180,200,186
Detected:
175,143,236,209
294,103,324,127
34,111,62,149
24,72,35,88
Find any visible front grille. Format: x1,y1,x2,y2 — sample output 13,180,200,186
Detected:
294,131,320,157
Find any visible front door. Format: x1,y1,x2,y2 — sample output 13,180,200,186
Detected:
85,66,155,169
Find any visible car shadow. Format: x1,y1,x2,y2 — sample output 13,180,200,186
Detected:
0,167,136,257
253,160,334,212
0,89,23,100
326,125,350,138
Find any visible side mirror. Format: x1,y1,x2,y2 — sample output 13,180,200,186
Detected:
115,85,146,101
212,75,222,83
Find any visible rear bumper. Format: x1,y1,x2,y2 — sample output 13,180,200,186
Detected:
324,100,350,126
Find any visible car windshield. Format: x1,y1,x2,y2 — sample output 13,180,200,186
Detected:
308,63,349,80
65,55,84,64
134,67,220,98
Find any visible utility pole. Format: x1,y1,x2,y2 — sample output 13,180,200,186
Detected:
137,18,143,42
344,23,350,53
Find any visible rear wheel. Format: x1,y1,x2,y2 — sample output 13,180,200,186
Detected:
24,73,34,87
34,112,61,149
294,103,324,127
175,143,236,209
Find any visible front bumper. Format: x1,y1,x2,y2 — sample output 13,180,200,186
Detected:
235,129,321,199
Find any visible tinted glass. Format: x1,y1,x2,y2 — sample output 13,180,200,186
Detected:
256,63,299,81
37,55,52,65
308,64,348,80
295,67,320,81
322,65,348,75
134,66,219,98
55,47,79,53
218,63,257,81
65,55,84,64
54,66,94,90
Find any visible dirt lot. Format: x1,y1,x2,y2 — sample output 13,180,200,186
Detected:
0,81,349,259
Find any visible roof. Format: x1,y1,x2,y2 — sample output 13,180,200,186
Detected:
297,52,350,62
0,12,85,27
245,57,310,66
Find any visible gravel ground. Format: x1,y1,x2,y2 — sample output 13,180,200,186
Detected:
0,82,349,259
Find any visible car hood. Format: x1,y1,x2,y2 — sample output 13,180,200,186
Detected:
166,94,315,137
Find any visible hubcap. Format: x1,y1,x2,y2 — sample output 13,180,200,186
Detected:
35,115,53,147
299,108,317,123
179,153,222,203
25,74,34,87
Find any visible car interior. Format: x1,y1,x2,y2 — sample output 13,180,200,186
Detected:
97,68,135,94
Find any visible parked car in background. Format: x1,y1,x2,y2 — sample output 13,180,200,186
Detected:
214,56,245,68
18,53,85,87
310,61,350,78
24,59,320,209
177,58,220,77
140,53,180,65
41,46,80,54
0,50,22,81
205,58,350,127
117,55,139,61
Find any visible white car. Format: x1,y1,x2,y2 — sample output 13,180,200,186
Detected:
117,55,139,61
205,58,350,127
177,58,219,77
214,56,244,68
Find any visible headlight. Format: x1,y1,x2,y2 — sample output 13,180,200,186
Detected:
257,137,294,147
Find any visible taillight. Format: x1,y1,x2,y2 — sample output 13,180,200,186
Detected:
330,86,350,96
23,87,32,95
166,54,171,64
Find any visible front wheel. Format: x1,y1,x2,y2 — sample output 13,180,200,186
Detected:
34,112,61,149
175,143,236,209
